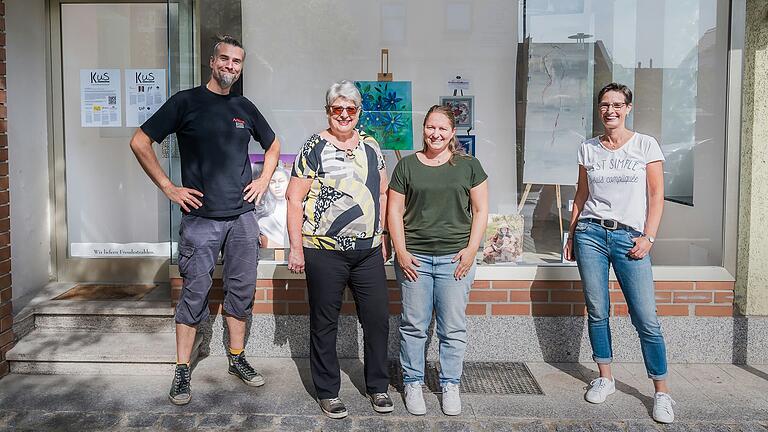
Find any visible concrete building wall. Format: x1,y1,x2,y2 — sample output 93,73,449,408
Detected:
6,0,51,311
0,0,13,377
737,0,768,316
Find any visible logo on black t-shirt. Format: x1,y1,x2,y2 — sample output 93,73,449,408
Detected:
233,117,246,129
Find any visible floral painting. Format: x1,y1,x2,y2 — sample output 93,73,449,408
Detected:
354,81,413,150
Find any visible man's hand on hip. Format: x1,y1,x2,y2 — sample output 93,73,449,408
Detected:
162,183,203,213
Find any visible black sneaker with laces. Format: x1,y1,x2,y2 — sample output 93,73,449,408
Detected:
169,364,191,405
368,392,394,413
319,397,348,419
227,352,265,387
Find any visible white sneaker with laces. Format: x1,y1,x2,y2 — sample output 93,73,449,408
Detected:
404,382,426,415
584,377,616,404
652,392,675,424
441,383,461,416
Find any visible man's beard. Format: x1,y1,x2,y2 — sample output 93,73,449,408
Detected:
216,72,236,88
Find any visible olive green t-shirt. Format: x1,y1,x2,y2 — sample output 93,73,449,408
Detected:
389,153,488,255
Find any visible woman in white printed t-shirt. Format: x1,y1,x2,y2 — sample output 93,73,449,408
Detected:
563,83,675,424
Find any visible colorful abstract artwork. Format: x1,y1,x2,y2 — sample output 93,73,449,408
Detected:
355,81,413,150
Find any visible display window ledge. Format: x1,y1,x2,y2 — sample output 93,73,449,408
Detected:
168,264,735,282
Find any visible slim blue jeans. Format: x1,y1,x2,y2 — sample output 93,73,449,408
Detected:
395,253,475,386
573,219,668,380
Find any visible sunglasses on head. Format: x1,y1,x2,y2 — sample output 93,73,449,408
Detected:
328,105,359,116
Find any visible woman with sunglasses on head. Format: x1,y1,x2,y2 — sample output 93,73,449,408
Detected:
388,105,488,416
563,82,675,424
286,80,392,419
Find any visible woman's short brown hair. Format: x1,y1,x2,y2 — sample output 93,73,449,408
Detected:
597,82,633,104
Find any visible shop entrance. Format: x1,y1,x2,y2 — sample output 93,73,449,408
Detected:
49,0,193,282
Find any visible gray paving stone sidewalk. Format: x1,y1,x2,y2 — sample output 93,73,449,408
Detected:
0,358,767,431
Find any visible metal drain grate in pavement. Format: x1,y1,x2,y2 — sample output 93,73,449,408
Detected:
389,361,543,395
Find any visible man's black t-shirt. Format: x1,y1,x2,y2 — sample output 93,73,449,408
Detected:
141,85,275,218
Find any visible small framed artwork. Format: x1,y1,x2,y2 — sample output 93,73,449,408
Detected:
456,135,475,156
440,95,474,129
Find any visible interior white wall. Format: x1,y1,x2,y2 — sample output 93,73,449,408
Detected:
241,0,519,213
7,0,52,310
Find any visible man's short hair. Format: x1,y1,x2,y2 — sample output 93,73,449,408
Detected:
212,35,245,58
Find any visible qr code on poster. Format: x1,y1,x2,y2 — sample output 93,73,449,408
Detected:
108,96,117,105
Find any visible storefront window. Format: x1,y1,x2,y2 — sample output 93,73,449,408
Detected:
169,0,730,268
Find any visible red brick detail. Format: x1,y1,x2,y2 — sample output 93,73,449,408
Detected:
0,23,9,379
609,292,626,303
714,291,735,304
571,304,587,316
465,303,488,315
614,304,629,316
492,280,532,289
672,291,713,304
472,280,490,289
257,279,287,288
0,315,10,332
387,289,401,301
655,281,694,291
695,281,735,291
530,280,573,290
654,292,672,304
509,290,548,302
656,305,690,316
550,291,585,303
491,304,531,315
0,330,12,348
469,290,507,302
531,304,571,316
695,305,733,317
287,303,310,315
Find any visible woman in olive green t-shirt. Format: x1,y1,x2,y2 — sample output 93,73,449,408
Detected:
388,105,489,416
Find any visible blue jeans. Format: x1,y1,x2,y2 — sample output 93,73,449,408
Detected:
395,253,475,386
573,219,668,380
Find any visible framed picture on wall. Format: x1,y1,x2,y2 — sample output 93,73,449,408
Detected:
456,135,475,156
440,95,474,129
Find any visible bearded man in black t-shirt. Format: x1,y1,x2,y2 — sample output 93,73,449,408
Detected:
130,35,281,406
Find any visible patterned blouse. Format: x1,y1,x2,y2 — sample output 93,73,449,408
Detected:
292,133,386,251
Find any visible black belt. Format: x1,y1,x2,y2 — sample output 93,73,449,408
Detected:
586,218,634,231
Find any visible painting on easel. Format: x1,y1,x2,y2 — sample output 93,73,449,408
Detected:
355,81,413,150
482,214,524,264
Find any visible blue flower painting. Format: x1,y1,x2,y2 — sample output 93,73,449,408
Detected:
354,81,413,150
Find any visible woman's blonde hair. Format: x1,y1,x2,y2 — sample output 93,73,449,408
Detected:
422,105,464,165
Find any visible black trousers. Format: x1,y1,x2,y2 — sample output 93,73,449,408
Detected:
304,246,390,399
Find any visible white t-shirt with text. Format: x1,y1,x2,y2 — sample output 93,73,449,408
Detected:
577,133,665,232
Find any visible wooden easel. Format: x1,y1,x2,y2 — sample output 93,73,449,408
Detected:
376,48,404,162
517,183,564,240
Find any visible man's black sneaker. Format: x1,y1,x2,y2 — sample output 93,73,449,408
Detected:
368,392,394,413
227,352,265,387
169,364,191,405
319,397,349,419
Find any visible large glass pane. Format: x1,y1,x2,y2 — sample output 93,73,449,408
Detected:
518,0,728,266
61,3,170,258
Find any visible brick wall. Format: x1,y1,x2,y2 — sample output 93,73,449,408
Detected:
0,0,12,378
171,278,735,318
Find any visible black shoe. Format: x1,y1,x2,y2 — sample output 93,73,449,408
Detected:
227,352,265,387
169,364,191,405
368,392,394,413
319,397,349,419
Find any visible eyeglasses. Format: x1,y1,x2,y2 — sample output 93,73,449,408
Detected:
328,105,359,116
599,102,627,111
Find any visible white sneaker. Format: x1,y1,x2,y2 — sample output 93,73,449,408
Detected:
441,383,461,416
584,377,616,404
404,382,426,415
653,392,676,424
